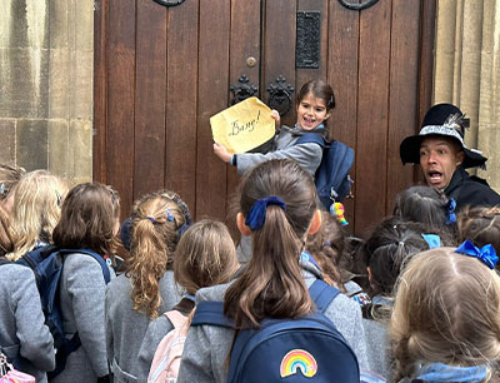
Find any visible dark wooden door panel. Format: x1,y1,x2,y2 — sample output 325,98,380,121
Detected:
94,0,435,236
195,0,231,220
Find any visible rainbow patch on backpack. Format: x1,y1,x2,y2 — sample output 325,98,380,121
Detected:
280,349,318,378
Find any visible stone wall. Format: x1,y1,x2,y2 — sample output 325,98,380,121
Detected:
434,0,500,191
0,0,93,184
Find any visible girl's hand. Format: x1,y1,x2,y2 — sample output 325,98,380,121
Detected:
271,109,281,126
213,142,232,163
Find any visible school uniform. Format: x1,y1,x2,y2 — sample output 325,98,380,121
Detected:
50,252,115,383
176,260,369,383
0,263,55,383
105,271,182,383
134,297,195,383
233,125,324,177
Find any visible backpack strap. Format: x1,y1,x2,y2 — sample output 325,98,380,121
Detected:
295,132,328,148
309,279,340,314
0,258,11,266
164,310,188,330
58,249,111,284
191,302,234,328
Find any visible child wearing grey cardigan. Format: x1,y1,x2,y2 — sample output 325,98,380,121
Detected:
176,160,368,383
0,263,55,383
105,190,192,383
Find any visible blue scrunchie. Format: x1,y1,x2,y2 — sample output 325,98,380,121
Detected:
455,239,499,269
245,196,286,231
417,362,488,383
446,198,457,225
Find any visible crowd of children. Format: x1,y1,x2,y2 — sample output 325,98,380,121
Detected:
1,80,500,383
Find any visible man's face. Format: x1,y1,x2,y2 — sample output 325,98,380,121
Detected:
419,137,464,190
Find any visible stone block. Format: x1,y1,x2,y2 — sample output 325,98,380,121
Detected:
74,0,93,50
49,0,69,49
48,119,69,177
69,119,92,180
16,119,48,171
24,0,50,49
0,119,16,163
68,50,93,120
49,49,70,119
0,48,50,119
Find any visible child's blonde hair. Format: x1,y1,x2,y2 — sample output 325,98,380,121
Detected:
7,170,68,261
127,190,191,319
390,247,500,381
0,206,13,257
174,219,239,296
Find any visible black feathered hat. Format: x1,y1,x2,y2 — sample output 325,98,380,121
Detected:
400,103,487,169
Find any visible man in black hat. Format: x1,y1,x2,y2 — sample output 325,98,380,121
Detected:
400,103,500,211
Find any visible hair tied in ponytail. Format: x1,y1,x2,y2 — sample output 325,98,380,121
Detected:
455,240,499,269
245,196,286,231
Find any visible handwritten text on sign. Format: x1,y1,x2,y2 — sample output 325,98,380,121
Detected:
210,97,275,154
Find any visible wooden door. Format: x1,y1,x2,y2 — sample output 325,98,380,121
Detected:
94,0,435,237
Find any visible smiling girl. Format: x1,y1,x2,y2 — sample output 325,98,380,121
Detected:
213,80,335,177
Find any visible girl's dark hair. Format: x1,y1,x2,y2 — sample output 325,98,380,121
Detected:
126,190,191,319
364,217,429,297
297,80,335,111
0,163,25,200
224,159,318,328
0,206,13,257
53,182,120,256
306,211,348,292
457,206,500,268
394,186,451,227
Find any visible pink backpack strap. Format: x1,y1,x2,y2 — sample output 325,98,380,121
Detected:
164,310,189,335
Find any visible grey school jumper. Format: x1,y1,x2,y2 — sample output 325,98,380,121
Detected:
0,263,55,383
177,266,369,383
105,271,182,383
234,126,323,177
50,253,115,383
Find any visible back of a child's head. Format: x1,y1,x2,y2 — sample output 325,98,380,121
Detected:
174,219,238,296
127,190,191,318
306,211,347,290
297,80,335,111
0,206,13,257
457,206,500,259
364,217,429,297
53,182,120,256
390,247,500,381
8,170,68,261
394,186,453,230
225,159,318,326
0,163,25,204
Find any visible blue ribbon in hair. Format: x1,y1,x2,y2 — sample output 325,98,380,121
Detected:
455,239,499,269
416,362,488,383
245,196,286,231
445,198,457,225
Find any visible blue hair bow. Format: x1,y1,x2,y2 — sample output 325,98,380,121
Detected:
245,196,286,231
445,198,457,225
455,240,499,269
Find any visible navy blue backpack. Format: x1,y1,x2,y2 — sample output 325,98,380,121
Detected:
191,280,360,383
295,133,355,209
16,245,111,378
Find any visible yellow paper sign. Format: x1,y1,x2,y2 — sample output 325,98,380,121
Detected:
210,97,275,154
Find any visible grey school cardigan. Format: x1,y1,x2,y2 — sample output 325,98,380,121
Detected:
234,126,323,177
50,252,115,383
176,267,369,383
105,271,182,383
0,263,55,383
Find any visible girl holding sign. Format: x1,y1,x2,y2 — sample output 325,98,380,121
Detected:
214,80,335,177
